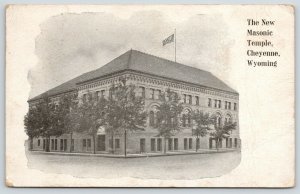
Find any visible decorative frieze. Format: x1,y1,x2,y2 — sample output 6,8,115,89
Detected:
77,71,238,100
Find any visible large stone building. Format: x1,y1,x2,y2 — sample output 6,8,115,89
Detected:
28,49,240,154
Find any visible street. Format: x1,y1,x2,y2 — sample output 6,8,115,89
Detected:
26,150,241,179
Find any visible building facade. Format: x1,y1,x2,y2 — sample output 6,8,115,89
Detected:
28,49,240,154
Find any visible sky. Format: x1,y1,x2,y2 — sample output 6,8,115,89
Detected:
29,10,233,98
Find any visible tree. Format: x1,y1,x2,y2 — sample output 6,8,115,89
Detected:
106,79,147,157
59,93,81,152
24,105,43,150
156,88,183,154
78,92,108,154
191,111,215,152
24,94,66,152
38,95,65,152
210,121,237,151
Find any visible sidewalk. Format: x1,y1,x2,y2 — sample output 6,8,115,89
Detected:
30,148,239,158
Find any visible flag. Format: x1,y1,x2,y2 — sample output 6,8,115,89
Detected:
162,34,174,46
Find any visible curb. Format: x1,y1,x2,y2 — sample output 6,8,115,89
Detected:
28,149,240,159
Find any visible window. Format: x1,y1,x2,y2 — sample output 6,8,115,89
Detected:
188,95,192,104
209,138,213,149
151,138,156,152
109,139,113,149
51,139,54,150
155,90,161,100
71,139,74,151
228,102,231,110
149,111,155,127
87,139,91,148
140,138,146,153
174,138,178,150
189,138,193,149
225,114,232,124
157,138,162,151
139,86,145,98
214,99,218,108
182,114,186,127
218,100,221,108
96,91,100,100
183,94,187,103
82,94,87,103
171,117,175,127
154,112,159,128
168,138,173,150
64,139,67,151
43,139,46,150
216,113,222,127
196,138,200,150
109,88,114,99
234,103,237,111
229,138,232,148
115,139,120,149
234,138,238,148
187,114,191,127
83,139,87,148
208,98,212,107
54,139,58,150
165,94,170,101
225,101,228,109
101,90,105,98
60,139,64,151
96,90,104,100
149,88,155,99
226,138,229,148
38,139,40,146
184,138,188,150
195,96,199,105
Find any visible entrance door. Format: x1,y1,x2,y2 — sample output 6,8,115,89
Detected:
97,135,106,151
140,138,145,153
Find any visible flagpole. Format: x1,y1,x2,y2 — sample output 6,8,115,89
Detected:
175,28,176,62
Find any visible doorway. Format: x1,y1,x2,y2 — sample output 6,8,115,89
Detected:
97,135,106,151
140,138,145,153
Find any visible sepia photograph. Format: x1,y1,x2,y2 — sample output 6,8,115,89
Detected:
6,5,294,187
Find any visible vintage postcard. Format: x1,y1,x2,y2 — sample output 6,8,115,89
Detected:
5,5,295,187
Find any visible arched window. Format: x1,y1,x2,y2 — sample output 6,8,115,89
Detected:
225,114,232,124
182,108,191,128
149,111,155,127
182,114,186,127
187,114,191,127
171,117,175,127
215,113,222,127
82,94,87,103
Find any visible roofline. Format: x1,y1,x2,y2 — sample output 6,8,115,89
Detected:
76,49,237,94
27,89,77,103
28,49,238,103
130,69,239,95
132,49,212,73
